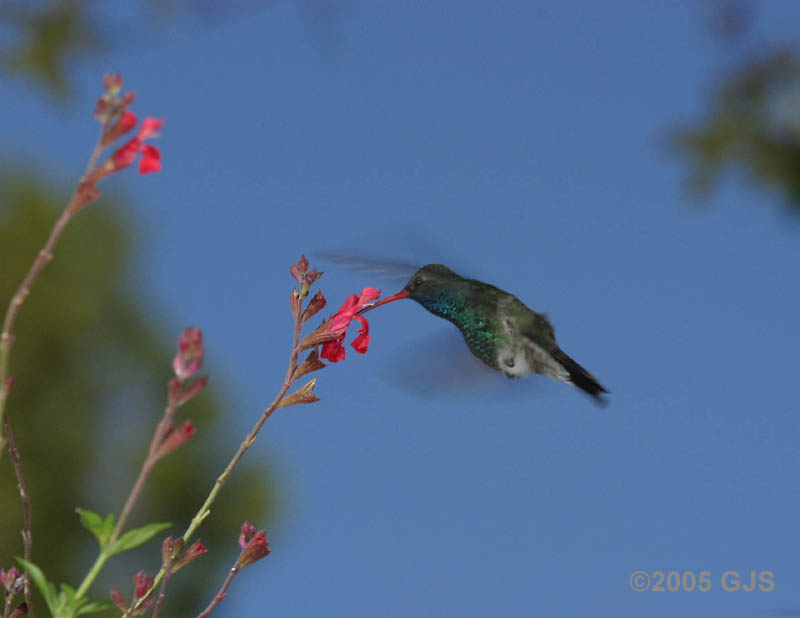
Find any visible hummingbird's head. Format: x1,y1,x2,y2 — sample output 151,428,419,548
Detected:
403,264,459,299
355,264,459,315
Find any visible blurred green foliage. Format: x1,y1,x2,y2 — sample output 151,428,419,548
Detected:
673,47,800,210
0,173,275,616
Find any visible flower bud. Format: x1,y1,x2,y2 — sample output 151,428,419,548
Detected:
173,541,207,572
172,327,204,381
237,531,270,568
238,522,258,549
156,420,196,460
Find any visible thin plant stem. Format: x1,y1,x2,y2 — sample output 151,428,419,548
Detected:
195,563,240,618
74,400,178,599
126,321,305,616
3,414,36,618
0,133,107,453
150,563,174,618
111,402,179,544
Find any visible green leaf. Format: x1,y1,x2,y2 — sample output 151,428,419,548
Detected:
14,557,58,614
109,522,171,556
74,600,112,616
75,507,115,549
60,583,86,614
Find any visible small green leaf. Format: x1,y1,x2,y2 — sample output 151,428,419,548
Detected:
74,600,112,616
109,522,171,556
75,507,115,549
14,557,58,614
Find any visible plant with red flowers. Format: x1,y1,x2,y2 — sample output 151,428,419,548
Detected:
0,72,404,618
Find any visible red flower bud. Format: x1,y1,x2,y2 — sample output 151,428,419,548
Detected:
156,420,196,459
173,541,207,572
237,531,270,568
102,110,138,147
301,290,327,323
110,589,127,612
132,571,155,615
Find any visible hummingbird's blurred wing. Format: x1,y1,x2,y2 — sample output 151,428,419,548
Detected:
376,327,552,403
314,252,420,284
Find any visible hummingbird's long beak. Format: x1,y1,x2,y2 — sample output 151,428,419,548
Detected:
356,289,409,315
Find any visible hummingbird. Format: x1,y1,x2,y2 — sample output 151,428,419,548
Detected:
359,264,608,404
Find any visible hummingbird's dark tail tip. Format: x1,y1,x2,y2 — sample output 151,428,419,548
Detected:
553,350,609,407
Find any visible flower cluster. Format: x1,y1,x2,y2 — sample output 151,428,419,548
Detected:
0,567,23,596
237,522,271,568
72,73,164,213
291,255,385,365
319,287,380,362
162,536,207,573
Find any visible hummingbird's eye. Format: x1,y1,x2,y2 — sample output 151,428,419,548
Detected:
413,277,423,288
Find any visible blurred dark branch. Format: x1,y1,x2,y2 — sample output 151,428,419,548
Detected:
3,413,35,618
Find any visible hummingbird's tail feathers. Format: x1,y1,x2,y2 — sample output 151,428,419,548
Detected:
552,349,609,406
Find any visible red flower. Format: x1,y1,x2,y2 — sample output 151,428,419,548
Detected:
111,117,164,175
320,287,380,362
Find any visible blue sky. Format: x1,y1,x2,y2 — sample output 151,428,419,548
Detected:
4,2,800,617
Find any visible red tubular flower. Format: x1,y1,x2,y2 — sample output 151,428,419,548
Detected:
109,117,164,175
320,287,380,362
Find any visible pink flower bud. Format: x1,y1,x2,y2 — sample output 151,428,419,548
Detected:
238,522,258,549
0,568,22,594
172,327,204,381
